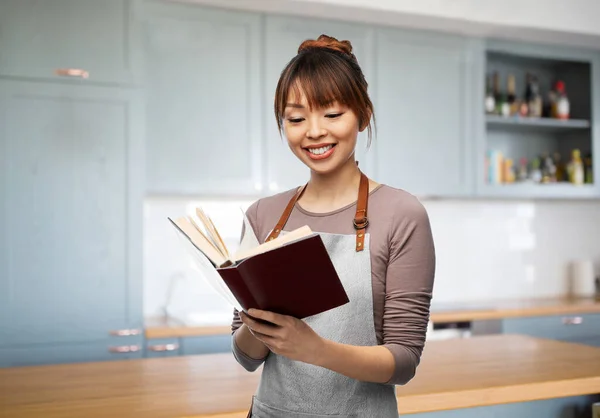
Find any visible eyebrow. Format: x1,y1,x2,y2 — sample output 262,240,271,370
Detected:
285,103,304,109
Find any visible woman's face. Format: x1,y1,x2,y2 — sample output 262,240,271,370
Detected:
282,88,361,175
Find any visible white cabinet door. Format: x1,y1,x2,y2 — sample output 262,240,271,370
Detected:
0,80,144,366
373,28,475,197
0,0,140,84
144,3,263,196
264,16,376,193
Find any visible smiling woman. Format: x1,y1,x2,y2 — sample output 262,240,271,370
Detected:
230,34,436,418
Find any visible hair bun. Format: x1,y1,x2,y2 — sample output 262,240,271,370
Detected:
298,34,354,58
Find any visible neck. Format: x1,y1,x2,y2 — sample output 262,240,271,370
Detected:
303,157,362,208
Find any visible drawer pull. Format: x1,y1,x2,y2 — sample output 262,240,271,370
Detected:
109,328,142,336
148,343,179,352
109,345,141,353
562,316,583,325
55,68,89,79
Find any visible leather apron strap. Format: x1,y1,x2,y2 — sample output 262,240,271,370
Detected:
265,171,370,252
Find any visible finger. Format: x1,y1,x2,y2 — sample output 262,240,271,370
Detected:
243,314,279,337
248,309,286,326
248,328,276,346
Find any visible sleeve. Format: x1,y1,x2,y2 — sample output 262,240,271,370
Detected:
230,199,269,371
382,197,436,385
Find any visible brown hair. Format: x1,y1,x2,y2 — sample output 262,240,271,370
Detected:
274,34,375,146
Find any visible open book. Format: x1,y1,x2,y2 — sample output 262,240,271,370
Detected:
168,208,349,319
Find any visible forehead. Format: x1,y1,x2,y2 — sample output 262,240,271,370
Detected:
285,82,339,109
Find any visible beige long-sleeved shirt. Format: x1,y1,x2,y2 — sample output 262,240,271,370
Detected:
231,184,436,385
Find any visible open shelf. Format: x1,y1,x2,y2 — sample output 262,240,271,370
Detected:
486,115,590,132
482,47,596,198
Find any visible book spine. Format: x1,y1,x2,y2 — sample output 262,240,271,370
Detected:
217,267,258,312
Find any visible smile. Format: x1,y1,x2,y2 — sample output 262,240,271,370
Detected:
304,144,337,160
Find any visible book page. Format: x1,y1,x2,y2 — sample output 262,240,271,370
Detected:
169,217,227,267
235,207,260,257
172,226,243,312
233,225,314,263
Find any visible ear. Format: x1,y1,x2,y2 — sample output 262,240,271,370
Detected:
358,109,372,132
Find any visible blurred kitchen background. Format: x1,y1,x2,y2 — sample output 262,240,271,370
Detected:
2,0,600,366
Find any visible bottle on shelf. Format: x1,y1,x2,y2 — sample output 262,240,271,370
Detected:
507,74,518,116
485,74,496,114
517,158,529,182
541,152,557,183
553,152,566,182
553,80,570,120
544,79,557,118
530,157,543,183
504,158,516,183
493,72,509,117
526,74,543,118
487,149,504,184
567,149,585,185
584,153,593,184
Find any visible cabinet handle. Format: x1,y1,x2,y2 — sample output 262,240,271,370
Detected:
562,316,583,325
55,68,89,79
109,345,141,353
148,343,179,352
109,328,142,336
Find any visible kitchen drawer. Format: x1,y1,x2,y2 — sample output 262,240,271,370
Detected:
180,335,230,356
568,335,600,348
502,313,600,342
145,338,181,358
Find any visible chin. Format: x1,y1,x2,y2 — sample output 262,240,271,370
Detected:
300,152,351,176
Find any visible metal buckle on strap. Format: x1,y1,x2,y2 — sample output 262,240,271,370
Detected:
353,217,369,230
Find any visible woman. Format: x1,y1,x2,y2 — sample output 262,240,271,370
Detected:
231,34,436,417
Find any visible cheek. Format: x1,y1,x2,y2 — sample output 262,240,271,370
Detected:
330,121,359,142
284,125,304,146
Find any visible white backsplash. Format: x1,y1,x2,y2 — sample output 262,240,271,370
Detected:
143,196,600,322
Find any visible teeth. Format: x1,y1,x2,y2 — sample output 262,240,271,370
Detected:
308,145,333,155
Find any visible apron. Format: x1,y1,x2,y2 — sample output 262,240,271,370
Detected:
248,171,398,418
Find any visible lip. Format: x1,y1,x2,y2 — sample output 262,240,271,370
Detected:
303,143,336,161
303,143,336,150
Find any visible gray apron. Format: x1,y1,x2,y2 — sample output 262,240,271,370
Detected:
250,172,398,418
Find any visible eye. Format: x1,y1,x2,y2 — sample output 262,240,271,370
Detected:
325,112,344,119
287,117,304,124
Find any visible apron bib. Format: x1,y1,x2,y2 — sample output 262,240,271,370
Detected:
249,171,398,418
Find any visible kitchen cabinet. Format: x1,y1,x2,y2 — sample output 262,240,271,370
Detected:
0,0,141,85
501,313,600,346
143,1,263,196
372,28,477,197
404,396,600,418
263,15,377,192
142,335,231,358
0,80,144,367
180,335,230,355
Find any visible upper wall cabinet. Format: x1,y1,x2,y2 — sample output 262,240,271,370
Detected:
0,0,141,85
373,29,476,197
143,2,263,196
264,16,376,192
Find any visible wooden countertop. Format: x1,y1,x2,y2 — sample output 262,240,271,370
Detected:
145,297,600,338
2,335,600,417
429,296,600,323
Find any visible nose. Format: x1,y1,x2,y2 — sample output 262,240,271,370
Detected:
306,117,327,140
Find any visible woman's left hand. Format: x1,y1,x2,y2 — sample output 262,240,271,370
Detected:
240,309,325,365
